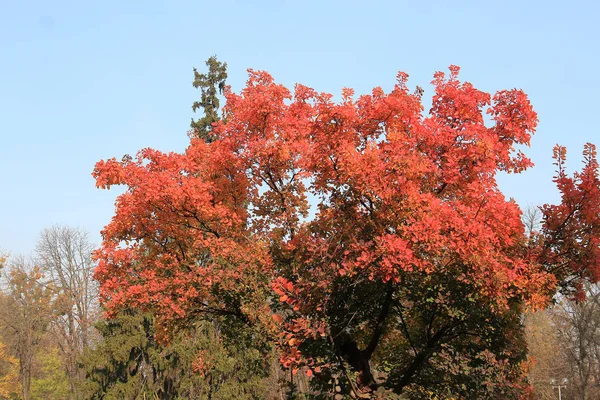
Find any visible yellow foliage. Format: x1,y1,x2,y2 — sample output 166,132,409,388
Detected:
0,341,20,399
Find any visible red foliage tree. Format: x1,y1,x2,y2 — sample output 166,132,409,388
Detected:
92,66,600,397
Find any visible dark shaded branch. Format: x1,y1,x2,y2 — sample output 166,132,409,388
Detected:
394,325,451,393
362,282,394,358
396,303,418,356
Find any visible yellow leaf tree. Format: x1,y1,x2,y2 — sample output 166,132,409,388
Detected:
0,341,20,399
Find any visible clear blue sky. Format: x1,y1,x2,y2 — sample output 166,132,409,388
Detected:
1,0,599,255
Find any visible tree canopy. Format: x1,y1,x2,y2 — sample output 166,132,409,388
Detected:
92,66,600,397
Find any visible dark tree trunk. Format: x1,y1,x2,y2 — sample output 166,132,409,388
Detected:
339,337,377,390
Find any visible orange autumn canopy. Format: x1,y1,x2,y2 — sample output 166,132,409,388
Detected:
92,66,600,393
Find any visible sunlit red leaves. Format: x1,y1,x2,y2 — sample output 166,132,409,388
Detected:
540,143,600,295
271,277,300,310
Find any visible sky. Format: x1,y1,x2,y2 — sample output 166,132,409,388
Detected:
1,0,599,256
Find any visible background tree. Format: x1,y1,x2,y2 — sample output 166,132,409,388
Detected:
190,55,228,142
550,286,600,400
36,225,98,399
30,346,70,400
0,341,20,399
524,310,566,400
0,259,55,400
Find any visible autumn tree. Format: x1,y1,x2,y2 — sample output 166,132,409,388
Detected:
0,341,20,399
83,56,284,398
36,225,98,399
0,258,55,400
92,66,600,398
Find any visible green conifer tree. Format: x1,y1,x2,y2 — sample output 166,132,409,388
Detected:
190,56,228,143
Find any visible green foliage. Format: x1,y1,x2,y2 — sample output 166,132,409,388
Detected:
190,56,228,143
30,347,70,400
376,274,530,399
296,271,530,398
81,310,273,399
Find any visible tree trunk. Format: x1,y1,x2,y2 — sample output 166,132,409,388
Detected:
338,335,376,391
20,356,32,400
